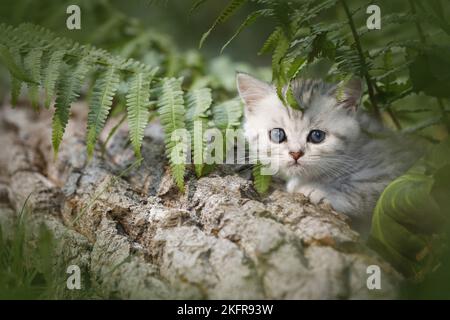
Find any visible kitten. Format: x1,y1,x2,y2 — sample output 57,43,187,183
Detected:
236,72,419,234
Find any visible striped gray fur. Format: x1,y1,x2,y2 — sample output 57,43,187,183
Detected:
237,73,422,235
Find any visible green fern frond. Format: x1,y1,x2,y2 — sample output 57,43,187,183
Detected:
334,45,367,76
11,76,22,106
86,67,121,158
199,0,248,48
0,45,34,83
157,77,186,191
189,0,210,14
24,49,43,110
8,47,24,106
212,98,243,130
52,58,91,156
271,30,290,96
304,0,339,22
258,27,282,55
252,162,272,195
126,71,154,158
185,88,212,177
42,50,65,108
221,9,273,53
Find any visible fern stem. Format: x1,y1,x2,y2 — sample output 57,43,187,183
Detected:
340,0,380,119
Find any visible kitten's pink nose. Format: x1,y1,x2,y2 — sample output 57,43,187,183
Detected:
289,151,304,161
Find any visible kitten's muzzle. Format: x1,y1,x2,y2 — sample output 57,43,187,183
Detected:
289,151,304,161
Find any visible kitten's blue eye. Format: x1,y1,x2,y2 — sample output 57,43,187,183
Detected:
307,130,326,144
269,128,286,143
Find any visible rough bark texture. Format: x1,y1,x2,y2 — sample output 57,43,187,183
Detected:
0,103,400,299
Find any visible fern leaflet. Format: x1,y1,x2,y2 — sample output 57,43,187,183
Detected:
9,47,24,106
185,88,212,177
212,98,243,130
199,0,247,48
157,77,186,191
86,67,121,158
0,45,34,83
52,58,91,156
24,49,43,110
220,9,272,53
126,71,154,158
252,162,272,194
43,50,65,109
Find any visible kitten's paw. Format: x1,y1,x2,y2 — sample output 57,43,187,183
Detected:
287,181,330,205
296,185,328,205
307,189,329,205
286,178,302,193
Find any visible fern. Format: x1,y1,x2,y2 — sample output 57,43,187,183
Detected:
42,50,65,108
126,71,154,158
0,22,248,192
86,67,121,158
199,0,248,48
157,77,187,191
0,45,33,83
212,99,243,130
52,57,91,156
8,47,24,106
189,0,210,14
220,9,273,53
271,29,290,95
185,88,212,177
24,49,43,110
258,27,282,55
252,162,271,195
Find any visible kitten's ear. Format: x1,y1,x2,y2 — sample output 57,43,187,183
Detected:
336,77,363,111
236,72,273,110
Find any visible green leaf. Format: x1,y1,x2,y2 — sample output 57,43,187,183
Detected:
0,45,34,83
271,30,290,96
86,67,121,158
10,77,22,106
157,78,186,191
24,49,43,110
258,28,282,56
52,58,90,156
185,88,212,177
212,98,243,130
42,50,65,109
369,140,450,279
199,0,247,48
220,9,271,54
8,47,24,106
126,71,154,158
369,173,444,278
252,162,272,195
189,0,210,14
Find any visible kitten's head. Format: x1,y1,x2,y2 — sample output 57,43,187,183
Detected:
236,72,363,179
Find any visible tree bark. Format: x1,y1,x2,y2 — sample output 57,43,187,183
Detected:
0,103,400,299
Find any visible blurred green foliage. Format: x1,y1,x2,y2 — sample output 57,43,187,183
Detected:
369,140,450,278
0,206,95,299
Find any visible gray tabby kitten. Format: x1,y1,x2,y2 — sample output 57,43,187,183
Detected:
236,73,419,233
